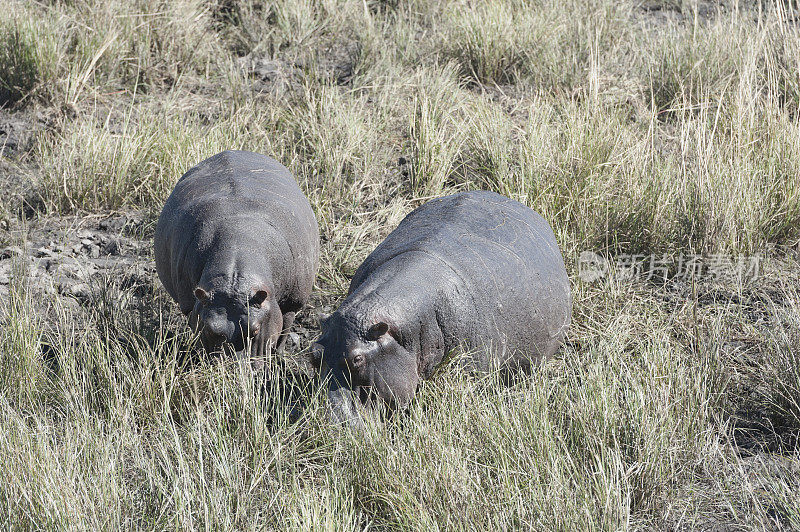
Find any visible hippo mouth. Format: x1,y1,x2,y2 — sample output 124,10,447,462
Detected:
325,381,383,429
327,385,366,429
200,331,260,361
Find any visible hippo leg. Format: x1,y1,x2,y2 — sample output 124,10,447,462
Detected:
275,311,296,353
251,304,284,369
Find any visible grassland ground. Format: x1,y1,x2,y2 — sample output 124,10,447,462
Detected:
1,0,800,529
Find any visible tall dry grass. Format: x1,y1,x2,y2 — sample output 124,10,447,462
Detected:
1,0,800,529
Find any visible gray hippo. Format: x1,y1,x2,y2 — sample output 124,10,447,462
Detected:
155,150,319,363
313,190,571,425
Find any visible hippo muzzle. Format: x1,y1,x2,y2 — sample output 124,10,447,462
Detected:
193,307,254,358
320,360,376,430
326,382,366,430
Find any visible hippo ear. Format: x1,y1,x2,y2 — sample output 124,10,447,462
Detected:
194,287,209,301
367,322,390,341
252,289,269,307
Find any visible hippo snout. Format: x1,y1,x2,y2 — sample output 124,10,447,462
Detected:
200,316,250,353
326,384,366,430
204,313,234,337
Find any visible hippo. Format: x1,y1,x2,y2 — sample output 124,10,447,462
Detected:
313,190,571,425
154,150,319,363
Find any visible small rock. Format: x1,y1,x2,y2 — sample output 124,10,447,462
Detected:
53,258,95,281
0,263,10,284
68,282,90,300
103,239,121,255
99,216,127,232
288,332,301,348
0,246,23,259
0,116,31,156
253,59,283,80
34,247,53,258
88,245,100,259
45,259,59,273
80,238,93,246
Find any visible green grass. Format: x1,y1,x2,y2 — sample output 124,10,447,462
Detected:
2,0,800,529
0,18,40,107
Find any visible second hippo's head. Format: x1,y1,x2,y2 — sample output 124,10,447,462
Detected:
313,312,420,427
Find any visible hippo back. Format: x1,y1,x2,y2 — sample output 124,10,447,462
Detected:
348,191,571,368
155,150,319,314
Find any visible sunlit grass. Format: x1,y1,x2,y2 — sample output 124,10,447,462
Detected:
1,0,799,529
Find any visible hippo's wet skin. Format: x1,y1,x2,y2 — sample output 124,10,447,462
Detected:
314,191,571,426
155,150,319,364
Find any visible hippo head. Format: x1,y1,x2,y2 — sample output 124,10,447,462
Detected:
313,313,419,427
191,282,280,362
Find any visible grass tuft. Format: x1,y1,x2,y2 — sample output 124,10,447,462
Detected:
0,19,39,107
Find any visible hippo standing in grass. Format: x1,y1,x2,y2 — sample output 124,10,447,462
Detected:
155,150,319,364
313,190,571,425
